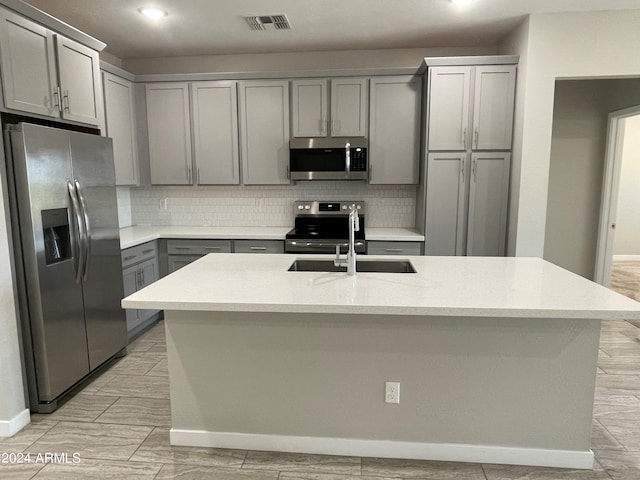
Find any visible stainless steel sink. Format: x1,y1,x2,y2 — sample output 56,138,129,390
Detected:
288,259,416,273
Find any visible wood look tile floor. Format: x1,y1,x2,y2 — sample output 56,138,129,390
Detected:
2,273,640,480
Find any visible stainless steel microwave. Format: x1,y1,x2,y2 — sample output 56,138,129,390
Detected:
289,138,368,181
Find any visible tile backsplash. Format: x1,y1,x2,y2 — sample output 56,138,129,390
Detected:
129,183,417,228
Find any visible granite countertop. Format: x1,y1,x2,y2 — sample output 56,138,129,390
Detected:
119,225,425,249
121,254,640,320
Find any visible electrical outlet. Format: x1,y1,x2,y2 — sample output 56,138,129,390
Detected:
385,381,400,404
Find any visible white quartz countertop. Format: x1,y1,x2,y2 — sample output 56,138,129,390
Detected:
121,254,640,319
119,226,424,249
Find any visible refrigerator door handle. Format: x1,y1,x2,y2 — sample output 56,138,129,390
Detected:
67,180,85,284
75,180,91,281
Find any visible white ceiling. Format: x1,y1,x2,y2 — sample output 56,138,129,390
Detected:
21,0,640,60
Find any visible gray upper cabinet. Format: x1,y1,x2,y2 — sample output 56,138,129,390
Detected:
55,36,101,125
103,72,138,186
0,7,101,125
329,78,368,137
472,66,516,151
146,83,193,185
427,65,515,151
291,79,328,137
427,67,471,151
238,80,290,185
291,78,368,138
191,81,240,185
369,76,421,184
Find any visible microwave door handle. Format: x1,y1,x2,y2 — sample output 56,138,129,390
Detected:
345,141,351,178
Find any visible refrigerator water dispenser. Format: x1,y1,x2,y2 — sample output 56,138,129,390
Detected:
42,208,71,265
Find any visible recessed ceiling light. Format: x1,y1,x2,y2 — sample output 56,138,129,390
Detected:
139,7,167,19
451,0,474,5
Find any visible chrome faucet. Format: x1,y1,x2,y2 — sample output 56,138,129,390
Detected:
334,203,359,276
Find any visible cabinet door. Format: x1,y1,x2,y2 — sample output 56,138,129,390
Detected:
56,35,101,125
291,79,328,137
367,241,422,256
330,78,368,137
369,76,421,185
137,257,159,321
122,265,140,330
0,9,58,117
466,153,510,256
472,66,516,150
146,83,193,185
103,72,138,185
191,81,240,185
425,152,469,256
427,67,471,151
238,80,290,185
168,254,203,274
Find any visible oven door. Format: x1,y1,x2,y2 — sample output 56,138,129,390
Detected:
285,239,366,254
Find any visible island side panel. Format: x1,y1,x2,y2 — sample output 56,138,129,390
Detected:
164,310,600,467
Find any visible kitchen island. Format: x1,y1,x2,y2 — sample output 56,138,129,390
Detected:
122,254,640,469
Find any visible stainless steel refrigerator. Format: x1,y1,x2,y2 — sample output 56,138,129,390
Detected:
4,122,127,413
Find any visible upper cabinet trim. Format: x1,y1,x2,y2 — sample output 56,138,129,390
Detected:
418,55,519,73
0,0,106,51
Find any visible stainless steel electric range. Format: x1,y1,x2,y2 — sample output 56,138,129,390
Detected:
285,201,366,254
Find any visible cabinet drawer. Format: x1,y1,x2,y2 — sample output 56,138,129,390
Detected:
121,241,158,268
234,240,284,254
166,239,232,255
367,241,422,256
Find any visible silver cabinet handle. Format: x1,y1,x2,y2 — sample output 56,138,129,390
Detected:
250,246,267,251
188,166,192,183
472,158,477,181
174,247,191,251
463,127,467,148
62,90,70,112
474,128,479,149
53,87,61,111
461,158,465,183
384,248,404,253
142,249,154,255
124,255,137,261
197,168,200,184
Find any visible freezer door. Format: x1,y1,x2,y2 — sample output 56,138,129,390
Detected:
69,131,127,369
9,123,90,402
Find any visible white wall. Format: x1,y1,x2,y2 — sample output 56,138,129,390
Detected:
498,18,529,256
122,46,496,75
501,10,640,257
613,114,640,256
0,165,28,436
543,80,609,279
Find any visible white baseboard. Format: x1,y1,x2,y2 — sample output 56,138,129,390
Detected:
0,409,30,437
613,255,640,262
170,429,594,470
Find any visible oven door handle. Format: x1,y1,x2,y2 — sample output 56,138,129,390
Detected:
289,241,365,248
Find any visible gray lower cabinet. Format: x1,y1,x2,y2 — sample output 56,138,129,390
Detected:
367,241,423,256
425,152,510,256
167,239,232,273
234,240,284,254
121,241,160,337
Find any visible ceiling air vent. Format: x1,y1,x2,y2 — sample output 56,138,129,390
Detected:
243,14,292,31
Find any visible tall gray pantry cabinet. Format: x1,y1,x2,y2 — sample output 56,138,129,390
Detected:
423,59,516,256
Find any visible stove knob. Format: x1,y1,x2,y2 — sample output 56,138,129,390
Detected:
356,205,362,210
342,205,347,210
304,205,311,210
297,205,304,210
